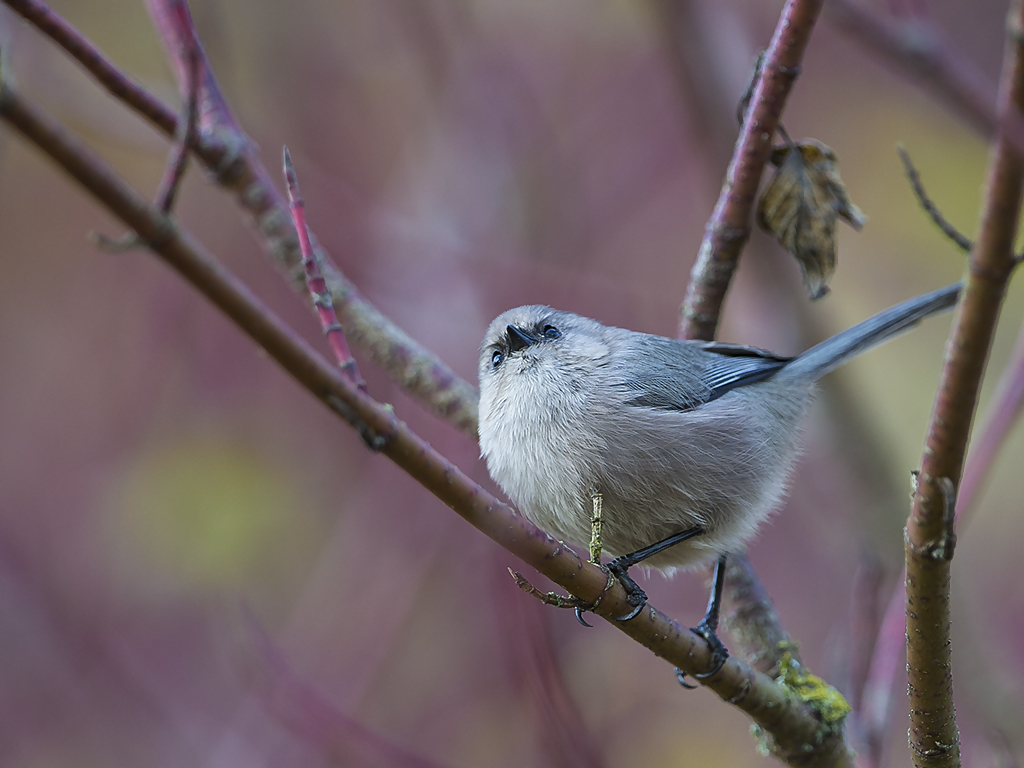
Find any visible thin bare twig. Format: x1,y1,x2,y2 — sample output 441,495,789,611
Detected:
153,37,201,213
897,146,974,253
0,82,853,765
679,0,825,341
2,0,480,434
650,0,828,687
143,0,480,434
91,33,202,252
2,0,181,136
283,147,367,393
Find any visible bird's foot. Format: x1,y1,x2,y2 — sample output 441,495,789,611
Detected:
606,557,648,622
570,559,647,627
674,619,729,688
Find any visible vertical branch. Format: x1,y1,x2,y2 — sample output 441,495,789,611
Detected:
679,0,825,341
153,30,201,213
906,3,1024,767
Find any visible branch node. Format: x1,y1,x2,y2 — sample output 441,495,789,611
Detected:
907,477,957,561
324,394,388,452
282,146,368,392
507,565,610,614
508,568,590,610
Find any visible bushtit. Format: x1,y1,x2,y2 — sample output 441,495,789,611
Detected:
478,281,960,674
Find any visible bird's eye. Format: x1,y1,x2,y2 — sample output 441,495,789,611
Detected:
491,349,504,368
542,325,561,339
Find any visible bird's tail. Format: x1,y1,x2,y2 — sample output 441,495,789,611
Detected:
778,281,961,382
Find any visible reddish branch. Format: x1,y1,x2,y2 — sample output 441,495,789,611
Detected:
283,147,366,392
857,235,1024,768
0,82,855,767
1,0,480,435
668,0,821,682
679,0,825,341
905,2,1024,766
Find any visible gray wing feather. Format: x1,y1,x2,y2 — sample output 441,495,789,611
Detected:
614,279,960,412
617,336,790,412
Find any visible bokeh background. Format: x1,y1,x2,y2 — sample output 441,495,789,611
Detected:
0,1,1022,766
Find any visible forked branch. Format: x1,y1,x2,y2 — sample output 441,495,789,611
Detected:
0,81,852,767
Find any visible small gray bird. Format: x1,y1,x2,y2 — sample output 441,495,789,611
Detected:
478,282,960,675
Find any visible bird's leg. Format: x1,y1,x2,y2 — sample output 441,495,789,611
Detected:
675,554,730,688
604,526,705,621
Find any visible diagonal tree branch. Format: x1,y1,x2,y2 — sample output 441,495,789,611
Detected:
2,0,480,435
0,80,854,767
905,3,1024,766
679,0,825,341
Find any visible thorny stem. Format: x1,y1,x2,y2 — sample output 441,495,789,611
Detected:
0,81,852,766
679,0,825,341
906,3,1024,766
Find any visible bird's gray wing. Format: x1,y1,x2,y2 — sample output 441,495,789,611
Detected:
616,336,791,412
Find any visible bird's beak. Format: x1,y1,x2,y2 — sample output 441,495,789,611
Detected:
506,325,535,353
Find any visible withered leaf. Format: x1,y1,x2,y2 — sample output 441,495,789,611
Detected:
757,138,866,300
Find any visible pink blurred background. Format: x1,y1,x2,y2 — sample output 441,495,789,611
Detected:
0,1,1022,766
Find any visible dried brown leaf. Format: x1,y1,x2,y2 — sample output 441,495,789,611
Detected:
757,138,866,300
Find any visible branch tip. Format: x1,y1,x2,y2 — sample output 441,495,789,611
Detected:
282,145,300,202
897,145,973,253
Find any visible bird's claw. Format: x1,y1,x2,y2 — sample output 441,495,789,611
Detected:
675,619,729,688
691,618,729,678
674,668,698,689
607,560,648,622
571,562,648,626
614,600,646,622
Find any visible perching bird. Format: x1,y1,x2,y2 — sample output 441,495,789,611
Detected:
478,282,960,676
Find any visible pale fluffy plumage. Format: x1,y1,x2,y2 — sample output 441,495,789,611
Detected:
478,283,960,573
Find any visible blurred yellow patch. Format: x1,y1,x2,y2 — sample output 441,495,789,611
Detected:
109,437,302,593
